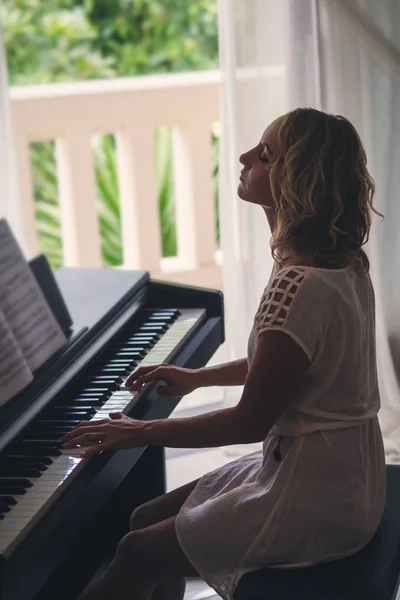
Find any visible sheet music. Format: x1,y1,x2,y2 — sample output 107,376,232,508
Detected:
0,308,34,407
0,219,67,375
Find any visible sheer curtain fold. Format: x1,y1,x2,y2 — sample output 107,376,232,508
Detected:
217,0,400,459
316,0,400,459
217,0,285,376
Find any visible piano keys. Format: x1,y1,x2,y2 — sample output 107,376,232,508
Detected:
0,265,224,600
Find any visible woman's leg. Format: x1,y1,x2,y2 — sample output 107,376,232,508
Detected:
77,516,199,600
129,477,200,531
129,478,201,600
78,478,201,600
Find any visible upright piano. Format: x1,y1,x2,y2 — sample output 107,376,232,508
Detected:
0,260,224,600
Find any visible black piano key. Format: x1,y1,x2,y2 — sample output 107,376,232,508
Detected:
71,393,106,400
34,422,73,431
103,361,135,368
67,398,104,407
146,309,180,317
146,314,172,321
79,387,111,395
0,514,4,520
105,358,136,364
0,468,42,478
82,378,122,388
108,348,144,355
73,392,106,398
123,340,153,349
0,495,17,505
26,431,68,441
53,405,96,413
75,391,112,402
127,337,157,344
0,502,10,512
7,454,53,465
137,324,168,333
99,367,132,376
17,444,61,456
0,485,27,495
0,478,33,487
111,351,145,360
130,333,160,341
50,408,95,418
40,420,81,427
138,321,168,330
150,315,178,322
83,375,123,382
1,456,48,469
24,436,65,444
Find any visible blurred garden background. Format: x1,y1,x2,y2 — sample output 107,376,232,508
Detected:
3,0,219,269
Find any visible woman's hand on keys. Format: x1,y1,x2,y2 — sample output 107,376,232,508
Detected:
61,412,144,457
125,364,201,396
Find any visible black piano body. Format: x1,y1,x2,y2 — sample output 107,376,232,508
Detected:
0,263,224,600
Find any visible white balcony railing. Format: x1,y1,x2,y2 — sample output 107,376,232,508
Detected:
10,70,222,287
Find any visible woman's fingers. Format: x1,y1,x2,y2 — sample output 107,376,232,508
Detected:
62,430,106,449
126,366,168,390
82,442,111,458
125,365,161,387
109,412,123,419
61,423,107,444
60,419,110,443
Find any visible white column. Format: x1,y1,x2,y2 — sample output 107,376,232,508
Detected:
55,128,102,267
172,119,216,269
116,122,161,272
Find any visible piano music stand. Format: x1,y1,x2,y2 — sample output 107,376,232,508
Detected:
29,254,73,337
29,254,88,355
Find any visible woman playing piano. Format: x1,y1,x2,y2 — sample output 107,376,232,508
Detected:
62,107,385,600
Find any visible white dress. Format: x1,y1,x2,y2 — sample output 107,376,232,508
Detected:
175,265,386,600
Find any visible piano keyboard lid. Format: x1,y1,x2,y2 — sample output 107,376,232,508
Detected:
0,266,150,447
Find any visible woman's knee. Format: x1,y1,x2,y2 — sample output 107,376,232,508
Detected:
130,502,157,531
129,479,200,532
114,530,152,577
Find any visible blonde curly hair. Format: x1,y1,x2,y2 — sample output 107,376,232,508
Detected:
269,108,381,272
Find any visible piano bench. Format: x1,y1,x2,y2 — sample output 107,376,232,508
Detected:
233,464,400,600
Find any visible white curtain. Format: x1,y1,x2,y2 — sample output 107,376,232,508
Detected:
314,0,400,460
0,10,27,251
217,0,287,406
217,0,400,460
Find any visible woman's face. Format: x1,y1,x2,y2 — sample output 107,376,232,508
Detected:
237,118,282,208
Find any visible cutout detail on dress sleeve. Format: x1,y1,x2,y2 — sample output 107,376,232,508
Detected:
257,269,306,329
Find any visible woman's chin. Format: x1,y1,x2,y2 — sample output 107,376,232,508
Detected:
237,183,248,200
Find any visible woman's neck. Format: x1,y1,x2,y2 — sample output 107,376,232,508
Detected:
262,206,276,232
279,252,315,269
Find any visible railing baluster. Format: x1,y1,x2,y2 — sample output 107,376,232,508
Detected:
55,129,102,267
172,120,216,269
116,123,161,271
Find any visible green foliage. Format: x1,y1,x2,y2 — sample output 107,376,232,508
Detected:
153,127,177,258
3,1,114,85
3,0,219,268
86,0,219,76
30,141,63,268
93,134,123,267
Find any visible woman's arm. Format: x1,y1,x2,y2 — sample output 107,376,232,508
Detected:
62,330,310,455
142,330,310,447
124,358,249,396
197,358,248,387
